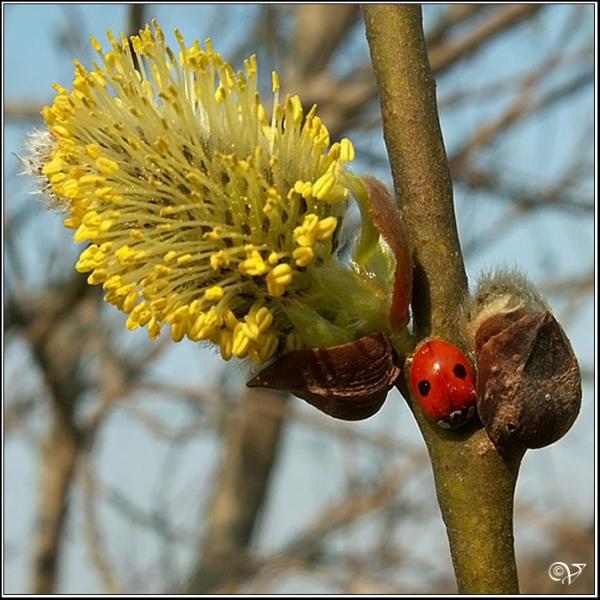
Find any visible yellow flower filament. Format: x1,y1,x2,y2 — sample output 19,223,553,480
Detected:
31,20,356,363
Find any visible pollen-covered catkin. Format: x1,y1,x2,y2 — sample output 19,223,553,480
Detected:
25,20,358,362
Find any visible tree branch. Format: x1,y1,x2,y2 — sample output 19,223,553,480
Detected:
363,5,466,341
428,4,542,74
426,5,490,47
363,5,522,594
183,389,288,593
31,404,81,594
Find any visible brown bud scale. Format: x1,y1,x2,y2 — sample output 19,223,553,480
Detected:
476,310,581,450
247,333,400,420
361,177,412,331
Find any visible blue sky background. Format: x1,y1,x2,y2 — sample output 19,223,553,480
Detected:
4,4,595,593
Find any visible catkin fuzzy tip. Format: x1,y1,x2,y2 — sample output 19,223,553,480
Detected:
465,267,548,349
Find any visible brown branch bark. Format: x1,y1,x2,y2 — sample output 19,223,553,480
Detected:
10,282,91,594
81,454,121,594
291,5,359,78
31,403,81,594
184,389,289,593
20,288,102,594
363,5,523,594
4,102,44,122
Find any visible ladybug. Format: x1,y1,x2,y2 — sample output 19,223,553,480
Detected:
408,338,477,429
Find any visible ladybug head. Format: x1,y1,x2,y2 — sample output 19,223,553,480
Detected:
436,404,477,429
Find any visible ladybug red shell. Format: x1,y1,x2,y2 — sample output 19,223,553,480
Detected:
408,338,477,429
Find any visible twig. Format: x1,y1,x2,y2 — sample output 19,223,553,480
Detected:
4,102,44,122
426,5,490,47
136,379,421,454
429,5,542,74
81,454,121,594
31,402,82,593
363,5,523,593
243,461,427,592
290,5,359,78
183,389,289,593
450,70,594,168
439,44,593,110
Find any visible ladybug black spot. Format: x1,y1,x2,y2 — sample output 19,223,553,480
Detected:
453,363,467,379
418,380,430,397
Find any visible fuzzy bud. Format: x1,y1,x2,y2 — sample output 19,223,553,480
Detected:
468,271,581,450
466,269,548,350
